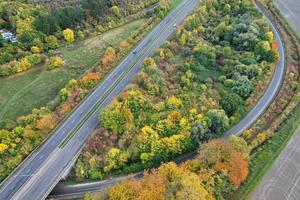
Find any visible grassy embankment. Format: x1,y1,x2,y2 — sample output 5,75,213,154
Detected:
231,1,300,199
231,103,300,200
0,19,146,123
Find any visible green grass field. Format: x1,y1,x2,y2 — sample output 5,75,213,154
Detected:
169,0,183,8
231,103,300,200
0,19,146,123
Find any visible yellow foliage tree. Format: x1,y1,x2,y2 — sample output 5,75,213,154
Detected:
0,143,8,153
16,58,32,73
49,56,64,69
63,28,75,43
167,96,182,107
97,25,105,33
31,46,41,54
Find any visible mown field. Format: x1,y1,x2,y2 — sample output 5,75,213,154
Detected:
0,19,146,123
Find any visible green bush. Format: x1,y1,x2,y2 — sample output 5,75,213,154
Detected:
0,65,15,77
122,163,144,174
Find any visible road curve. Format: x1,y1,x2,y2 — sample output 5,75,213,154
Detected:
224,3,286,137
49,1,286,199
0,0,201,200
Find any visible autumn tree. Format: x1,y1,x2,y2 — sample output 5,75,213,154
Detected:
101,47,116,65
229,135,249,159
16,58,32,73
48,56,63,70
108,162,212,200
99,101,134,135
0,143,8,153
63,28,75,43
196,140,249,186
79,72,100,89
36,115,56,133
110,6,121,18
31,46,41,54
103,148,129,172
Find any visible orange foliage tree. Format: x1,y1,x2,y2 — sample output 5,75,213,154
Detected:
80,72,100,89
36,115,57,133
196,139,249,186
101,47,117,66
108,162,212,200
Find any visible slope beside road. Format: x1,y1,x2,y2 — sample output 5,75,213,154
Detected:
0,0,200,200
49,1,286,199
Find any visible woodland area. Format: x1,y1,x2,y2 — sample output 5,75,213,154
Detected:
85,138,249,200
0,0,171,182
0,0,162,77
0,0,290,198
72,0,278,191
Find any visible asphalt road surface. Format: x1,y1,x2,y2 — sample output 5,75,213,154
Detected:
0,0,200,199
251,127,300,200
49,2,286,199
274,0,300,35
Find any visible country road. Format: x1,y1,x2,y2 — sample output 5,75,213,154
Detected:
48,1,286,199
0,0,201,199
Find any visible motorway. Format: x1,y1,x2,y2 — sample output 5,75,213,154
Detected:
274,0,300,35
251,127,300,200
0,0,201,199
49,1,286,199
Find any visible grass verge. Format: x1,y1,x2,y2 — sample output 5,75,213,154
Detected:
169,0,183,8
230,103,300,200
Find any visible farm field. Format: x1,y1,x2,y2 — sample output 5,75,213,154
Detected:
0,19,146,124
274,0,300,36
